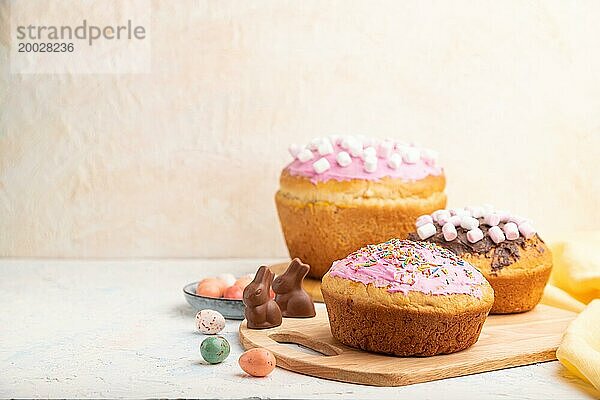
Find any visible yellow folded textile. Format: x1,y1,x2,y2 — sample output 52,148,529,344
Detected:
539,232,600,390
556,300,600,390
541,284,586,313
546,232,600,305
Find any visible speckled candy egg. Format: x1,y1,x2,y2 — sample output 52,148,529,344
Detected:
196,309,226,334
217,273,236,287
200,336,230,364
239,348,276,377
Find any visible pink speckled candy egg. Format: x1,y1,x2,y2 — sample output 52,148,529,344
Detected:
239,348,276,377
196,309,226,334
223,285,244,300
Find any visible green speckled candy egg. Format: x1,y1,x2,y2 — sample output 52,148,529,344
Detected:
200,336,230,364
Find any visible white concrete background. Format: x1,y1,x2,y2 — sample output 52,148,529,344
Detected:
1,259,598,399
1,1,599,258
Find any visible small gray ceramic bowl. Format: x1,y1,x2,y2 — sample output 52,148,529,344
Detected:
183,282,245,320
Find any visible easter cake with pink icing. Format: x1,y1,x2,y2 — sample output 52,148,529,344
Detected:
275,135,447,279
408,206,552,314
321,239,493,356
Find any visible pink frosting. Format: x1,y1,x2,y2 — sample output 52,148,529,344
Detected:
329,239,487,298
286,142,442,184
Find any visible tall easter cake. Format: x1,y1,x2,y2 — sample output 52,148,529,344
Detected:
275,135,447,279
321,239,494,356
408,206,552,314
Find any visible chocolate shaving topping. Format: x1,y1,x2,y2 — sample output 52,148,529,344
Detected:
408,217,545,273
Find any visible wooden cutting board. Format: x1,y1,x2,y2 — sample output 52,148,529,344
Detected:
239,304,576,386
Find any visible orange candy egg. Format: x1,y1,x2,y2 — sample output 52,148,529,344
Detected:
223,285,244,300
196,282,224,298
234,276,253,289
198,278,227,291
239,348,276,377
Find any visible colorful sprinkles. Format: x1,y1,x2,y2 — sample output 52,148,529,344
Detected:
329,239,487,298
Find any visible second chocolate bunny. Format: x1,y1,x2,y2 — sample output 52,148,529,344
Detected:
272,258,316,318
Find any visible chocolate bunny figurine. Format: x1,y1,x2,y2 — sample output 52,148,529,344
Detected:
243,266,282,329
272,258,316,318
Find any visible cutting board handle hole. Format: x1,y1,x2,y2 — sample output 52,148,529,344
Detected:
269,331,342,356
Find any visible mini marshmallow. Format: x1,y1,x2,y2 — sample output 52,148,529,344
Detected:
483,213,500,226
341,136,361,150
417,223,437,240
471,206,485,218
336,151,352,167
437,213,451,226
318,140,334,156
377,141,394,158
415,215,433,227
488,226,505,244
349,142,363,158
308,137,323,150
431,210,444,222
518,222,536,239
497,210,511,222
450,208,470,217
340,136,352,150
312,158,331,174
387,153,402,169
449,215,462,226
503,222,520,240
432,209,451,223
362,146,377,159
396,144,410,156
421,148,438,165
442,223,457,241
297,148,314,163
289,143,302,158
461,216,479,230
465,206,484,217
509,215,530,225
364,155,378,173
467,228,484,243
402,147,420,164
328,134,341,145
362,137,377,148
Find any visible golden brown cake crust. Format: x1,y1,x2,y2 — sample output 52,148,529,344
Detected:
321,274,494,356
276,171,447,278
460,237,553,314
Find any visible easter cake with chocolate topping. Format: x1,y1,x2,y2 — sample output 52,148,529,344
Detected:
275,135,447,279
321,239,494,356
408,206,552,314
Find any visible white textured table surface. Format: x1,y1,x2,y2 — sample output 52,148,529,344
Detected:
1,259,598,399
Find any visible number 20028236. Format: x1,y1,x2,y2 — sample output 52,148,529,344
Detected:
18,42,74,52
